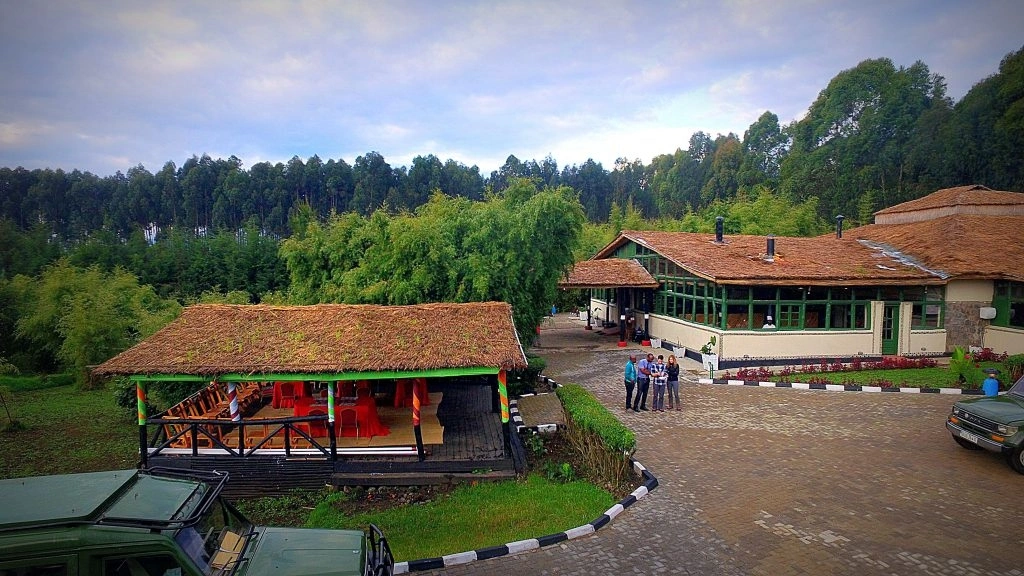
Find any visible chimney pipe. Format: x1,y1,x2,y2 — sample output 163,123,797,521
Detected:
766,234,775,262
715,216,724,243
836,215,845,239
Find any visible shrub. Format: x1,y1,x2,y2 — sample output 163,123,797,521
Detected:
556,383,636,486
0,357,20,376
949,347,985,386
1005,354,1024,383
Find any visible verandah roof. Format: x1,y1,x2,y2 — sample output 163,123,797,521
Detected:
93,302,528,380
558,258,659,289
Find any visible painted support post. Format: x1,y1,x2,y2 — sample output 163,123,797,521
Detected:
227,382,240,421
136,381,148,469
618,314,627,347
327,382,337,461
225,382,243,455
498,370,510,458
412,378,424,461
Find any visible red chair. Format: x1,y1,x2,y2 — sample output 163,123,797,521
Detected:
277,381,298,408
336,407,360,438
306,408,328,437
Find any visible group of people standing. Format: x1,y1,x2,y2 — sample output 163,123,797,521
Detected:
624,352,681,412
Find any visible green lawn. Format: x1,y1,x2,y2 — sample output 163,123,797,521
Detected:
305,474,615,561
0,380,138,479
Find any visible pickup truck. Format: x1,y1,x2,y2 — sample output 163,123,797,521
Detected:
0,467,394,576
946,374,1024,474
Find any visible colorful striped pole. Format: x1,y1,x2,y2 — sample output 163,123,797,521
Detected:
136,381,147,426
412,379,422,426
498,370,509,424
327,381,337,461
413,378,425,461
227,382,240,422
327,382,336,424
136,381,148,468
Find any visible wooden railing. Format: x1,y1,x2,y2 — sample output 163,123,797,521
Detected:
146,414,338,459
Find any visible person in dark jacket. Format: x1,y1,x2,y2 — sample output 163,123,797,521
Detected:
666,354,681,410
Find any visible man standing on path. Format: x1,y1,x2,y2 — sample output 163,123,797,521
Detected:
633,352,653,412
624,354,638,410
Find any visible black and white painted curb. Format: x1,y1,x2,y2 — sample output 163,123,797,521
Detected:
394,459,659,574
697,377,983,395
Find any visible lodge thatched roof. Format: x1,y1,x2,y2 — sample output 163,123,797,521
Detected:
873,185,1024,221
93,302,528,377
846,214,1024,282
559,258,659,289
593,230,939,286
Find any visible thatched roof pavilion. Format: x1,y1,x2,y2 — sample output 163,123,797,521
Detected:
94,301,528,381
559,258,659,289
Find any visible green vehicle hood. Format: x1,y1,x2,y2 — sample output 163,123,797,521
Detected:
241,526,367,576
958,394,1024,424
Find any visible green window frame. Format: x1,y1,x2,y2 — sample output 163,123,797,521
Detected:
993,281,1024,329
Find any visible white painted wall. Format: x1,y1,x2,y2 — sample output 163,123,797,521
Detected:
946,280,993,302
908,330,947,355
723,331,876,358
984,326,1024,355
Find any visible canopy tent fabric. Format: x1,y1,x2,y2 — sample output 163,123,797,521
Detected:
93,301,528,380
558,258,659,289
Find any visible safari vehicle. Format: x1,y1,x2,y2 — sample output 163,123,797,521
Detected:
946,373,1024,474
0,467,394,576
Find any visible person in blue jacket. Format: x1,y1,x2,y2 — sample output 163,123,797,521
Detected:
982,368,1000,396
624,354,638,410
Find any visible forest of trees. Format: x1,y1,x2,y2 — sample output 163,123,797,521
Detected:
1,48,1022,383
2,49,1022,243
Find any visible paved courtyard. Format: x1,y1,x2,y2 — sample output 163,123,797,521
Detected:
425,315,1024,576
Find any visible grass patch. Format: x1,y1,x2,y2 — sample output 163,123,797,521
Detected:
305,474,615,561
0,382,137,479
0,373,75,392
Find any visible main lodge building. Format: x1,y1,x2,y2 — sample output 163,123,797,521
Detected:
564,185,1024,366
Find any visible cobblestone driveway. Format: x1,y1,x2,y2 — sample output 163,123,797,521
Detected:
425,319,1024,576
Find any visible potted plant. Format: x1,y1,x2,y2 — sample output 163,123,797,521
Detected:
700,335,718,372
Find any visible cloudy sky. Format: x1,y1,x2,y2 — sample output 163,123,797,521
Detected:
1,1,1022,177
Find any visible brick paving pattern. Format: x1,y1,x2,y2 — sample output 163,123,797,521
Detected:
420,315,1024,576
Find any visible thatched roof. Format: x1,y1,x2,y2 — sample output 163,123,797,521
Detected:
93,302,528,377
873,185,1024,219
593,230,939,286
846,214,1024,282
559,259,659,289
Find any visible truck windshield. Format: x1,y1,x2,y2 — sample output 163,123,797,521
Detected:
175,496,253,575
1010,374,1024,398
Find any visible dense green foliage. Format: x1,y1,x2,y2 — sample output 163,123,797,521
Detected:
8,261,181,383
281,179,585,342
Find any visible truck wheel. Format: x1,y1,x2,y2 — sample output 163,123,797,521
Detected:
1008,445,1024,474
953,435,981,451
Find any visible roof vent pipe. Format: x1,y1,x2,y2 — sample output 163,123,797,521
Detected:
836,215,845,239
766,234,775,263
715,216,724,243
